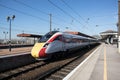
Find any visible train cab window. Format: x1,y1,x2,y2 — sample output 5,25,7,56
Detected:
38,31,59,42
54,36,62,41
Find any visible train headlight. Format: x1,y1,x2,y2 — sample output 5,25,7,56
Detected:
43,43,49,47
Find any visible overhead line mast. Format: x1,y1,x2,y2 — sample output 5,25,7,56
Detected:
50,14,52,32
118,0,120,53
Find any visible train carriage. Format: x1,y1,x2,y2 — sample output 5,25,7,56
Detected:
31,31,97,60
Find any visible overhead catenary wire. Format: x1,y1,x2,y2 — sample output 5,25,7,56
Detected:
48,0,97,35
13,0,49,15
60,0,87,23
12,0,69,25
60,0,96,33
48,0,84,26
62,0,98,34
0,3,49,22
48,0,95,34
0,0,85,32
0,3,65,28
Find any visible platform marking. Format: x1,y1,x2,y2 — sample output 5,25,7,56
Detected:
104,45,107,80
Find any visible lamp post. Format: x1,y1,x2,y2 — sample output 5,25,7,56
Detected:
7,15,15,51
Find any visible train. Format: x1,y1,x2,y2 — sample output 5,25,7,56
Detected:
31,31,98,60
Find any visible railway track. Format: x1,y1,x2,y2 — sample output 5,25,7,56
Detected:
0,61,46,80
45,45,98,80
0,44,100,80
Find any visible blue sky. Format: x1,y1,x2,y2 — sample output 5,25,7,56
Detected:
0,0,118,39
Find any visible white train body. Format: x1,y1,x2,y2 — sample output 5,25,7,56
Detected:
31,31,97,60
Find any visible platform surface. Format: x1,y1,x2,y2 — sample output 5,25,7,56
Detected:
63,43,120,80
0,47,32,56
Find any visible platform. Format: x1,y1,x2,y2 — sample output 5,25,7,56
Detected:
0,47,35,72
0,47,32,56
63,43,120,80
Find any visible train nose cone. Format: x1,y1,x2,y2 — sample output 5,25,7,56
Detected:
31,43,45,58
39,47,46,57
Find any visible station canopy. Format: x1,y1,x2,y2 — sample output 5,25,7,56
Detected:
100,30,117,39
17,33,42,38
65,31,96,39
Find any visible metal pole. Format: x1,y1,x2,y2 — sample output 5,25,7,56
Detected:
9,19,11,51
50,14,52,32
118,0,120,53
5,32,6,42
7,15,15,52
3,32,6,43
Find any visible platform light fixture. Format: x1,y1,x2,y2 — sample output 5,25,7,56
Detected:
7,15,15,51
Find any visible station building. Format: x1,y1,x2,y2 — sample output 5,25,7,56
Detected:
17,33,42,44
100,30,118,44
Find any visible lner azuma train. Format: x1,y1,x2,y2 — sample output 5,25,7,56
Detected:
31,31,97,60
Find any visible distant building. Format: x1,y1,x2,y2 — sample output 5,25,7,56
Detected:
0,39,4,44
100,30,118,44
17,33,42,44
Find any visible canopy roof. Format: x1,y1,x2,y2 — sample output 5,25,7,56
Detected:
17,33,42,38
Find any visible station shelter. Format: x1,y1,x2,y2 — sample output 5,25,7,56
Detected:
100,30,118,44
17,33,42,44
65,31,96,39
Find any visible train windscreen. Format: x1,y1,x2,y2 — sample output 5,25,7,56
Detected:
38,31,59,42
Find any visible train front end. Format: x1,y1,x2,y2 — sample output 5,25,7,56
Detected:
31,42,46,59
31,31,59,60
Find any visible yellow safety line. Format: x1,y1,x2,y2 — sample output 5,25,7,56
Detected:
104,45,107,80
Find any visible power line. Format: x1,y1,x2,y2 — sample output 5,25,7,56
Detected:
48,0,95,34
0,1,92,35
48,0,84,26
48,0,92,32
0,3,49,22
60,0,97,34
13,0,69,26
13,0,49,15
0,3,65,28
48,0,74,19
60,0,87,23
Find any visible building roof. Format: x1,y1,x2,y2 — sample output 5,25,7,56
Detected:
65,31,96,39
100,30,117,34
17,33,42,38
100,30,118,40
